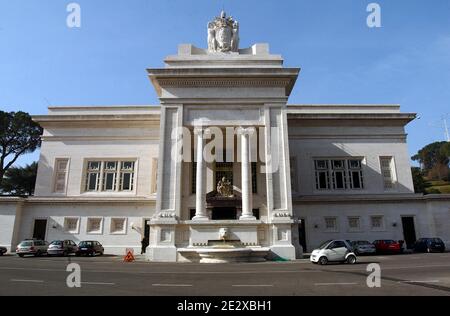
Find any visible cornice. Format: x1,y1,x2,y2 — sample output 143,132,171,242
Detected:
40,136,160,142
24,197,157,204
148,67,300,97
292,194,450,204
288,134,407,140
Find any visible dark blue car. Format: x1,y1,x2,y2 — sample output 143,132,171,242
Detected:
413,238,446,253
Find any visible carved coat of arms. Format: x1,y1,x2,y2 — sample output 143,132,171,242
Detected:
207,11,239,53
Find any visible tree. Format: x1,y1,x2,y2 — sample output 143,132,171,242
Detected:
411,141,449,172
411,167,428,194
0,111,42,187
440,142,450,161
0,162,38,196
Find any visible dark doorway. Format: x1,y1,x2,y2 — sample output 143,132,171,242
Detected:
212,207,237,220
144,220,150,240
401,216,417,249
298,218,307,252
141,220,150,254
33,219,47,240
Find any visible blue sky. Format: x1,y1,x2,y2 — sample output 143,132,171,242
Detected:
1,0,450,166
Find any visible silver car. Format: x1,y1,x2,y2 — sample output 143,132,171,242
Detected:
351,240,377,255
47,240,78,256
16,239,49,257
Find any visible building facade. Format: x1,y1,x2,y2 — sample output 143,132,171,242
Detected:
1,13,449,261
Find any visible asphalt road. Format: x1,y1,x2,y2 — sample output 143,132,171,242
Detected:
0,252,449,296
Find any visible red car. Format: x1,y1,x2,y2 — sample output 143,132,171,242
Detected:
373,240,404,254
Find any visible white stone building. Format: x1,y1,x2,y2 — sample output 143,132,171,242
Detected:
1,12,449,261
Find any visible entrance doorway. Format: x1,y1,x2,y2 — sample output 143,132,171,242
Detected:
401,216,417,249
33,219,47,240
142,220,150,254
298,218,307,252
212,207,237,220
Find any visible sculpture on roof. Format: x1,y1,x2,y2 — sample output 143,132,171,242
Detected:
207,11,239,53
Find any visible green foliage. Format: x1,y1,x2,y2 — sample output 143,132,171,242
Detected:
0,111,42,187
425,187,442,194
0,162,37,196
411,141,449,171
411,167,429,194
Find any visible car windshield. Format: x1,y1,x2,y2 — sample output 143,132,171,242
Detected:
318,240,332,249
79,241,94,247
430,238,442,243
357,241,370,245
50,241,63,246
385,240,395,244
19,241,32,247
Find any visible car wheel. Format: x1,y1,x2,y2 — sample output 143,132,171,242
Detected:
347,255,357,264
318,256,328,265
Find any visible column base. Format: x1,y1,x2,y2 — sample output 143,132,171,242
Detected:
239,215,256,220
145,245,177,262
269,245,296,261
192,215,209,221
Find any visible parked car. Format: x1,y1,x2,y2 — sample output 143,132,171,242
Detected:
16,239,49,257
0,246,7,256
47,240,78,256
373,239,404,254
351,240,377,255
76,241,104,256
413,238,446,253
310,240,357,265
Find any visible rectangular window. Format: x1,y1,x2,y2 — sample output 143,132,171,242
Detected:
119,161,134,191
348,216,361,231
84,160,136,192
110,218,127,234
191,162,197,194
64,217,79,234
251,162,257,194
87,218,103,234
189,209,196,220
370,216,384,230
191,149,197,194
380,157,395,189
331,159,346,189
315,160,329,190
348,159,363,189
314,158,364,191
102,161,117,191
324,217,338,231
85,161,101,191
54,159,69,193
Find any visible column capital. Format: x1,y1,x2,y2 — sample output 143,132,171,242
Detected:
236,126,256,136
194,126,212,138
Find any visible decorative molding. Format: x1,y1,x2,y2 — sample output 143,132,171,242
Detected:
40,136,160,141
288,134,408,140
158,78,291,88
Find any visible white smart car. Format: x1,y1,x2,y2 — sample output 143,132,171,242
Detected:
310,240,357,265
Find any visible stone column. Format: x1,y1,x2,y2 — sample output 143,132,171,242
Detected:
238,127,256,220
193,127,209,220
